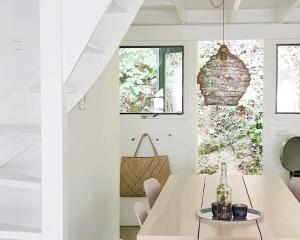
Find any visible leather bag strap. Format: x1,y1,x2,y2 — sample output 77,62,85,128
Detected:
134,133,158,157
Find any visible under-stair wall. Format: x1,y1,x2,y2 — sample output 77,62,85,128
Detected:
67,52,120,240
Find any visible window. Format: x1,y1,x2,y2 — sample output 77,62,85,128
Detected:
197,40,263,175
277,44,300,114
119,46,184,114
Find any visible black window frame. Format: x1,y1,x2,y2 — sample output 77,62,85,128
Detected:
276,43,300,114
119,45,184,115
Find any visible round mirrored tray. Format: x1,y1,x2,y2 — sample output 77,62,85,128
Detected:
196,208,263,223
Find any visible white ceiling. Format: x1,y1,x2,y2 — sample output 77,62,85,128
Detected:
133,0,300,25
185,0,277,10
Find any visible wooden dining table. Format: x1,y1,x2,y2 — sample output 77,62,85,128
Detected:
137,175,300,240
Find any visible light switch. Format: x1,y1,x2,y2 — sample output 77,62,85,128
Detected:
11,41,23,51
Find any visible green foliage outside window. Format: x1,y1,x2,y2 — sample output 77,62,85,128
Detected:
119,47,183,114
119,48,158,113
197,40,263,175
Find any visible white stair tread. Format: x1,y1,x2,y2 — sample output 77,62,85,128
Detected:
29,83,77,94
0,223,41,240
107,0,127,13
0,170,41,190
86,42,105,53
0,125,40,133
0,125,40,140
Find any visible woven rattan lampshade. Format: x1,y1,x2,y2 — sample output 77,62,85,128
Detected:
197,0,251,106
197,44,251,106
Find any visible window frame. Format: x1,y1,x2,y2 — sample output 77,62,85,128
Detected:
119,45,185,115
276,43,300,114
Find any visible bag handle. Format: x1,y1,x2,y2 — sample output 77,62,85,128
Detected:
134,133,158,157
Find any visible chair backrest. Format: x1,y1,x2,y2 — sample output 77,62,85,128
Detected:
144,178,161,208
288,177,300,202
134,202,148,227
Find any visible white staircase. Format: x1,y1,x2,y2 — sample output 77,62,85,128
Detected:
0,168,41,239
0,223,41,240
62,0,112,82
0,170,40,190
1,0,143,238
0,125,41,240
65,0,144,112
8,0,143,113
0,188,42,240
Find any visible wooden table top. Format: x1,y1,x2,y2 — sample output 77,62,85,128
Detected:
137,175,300,240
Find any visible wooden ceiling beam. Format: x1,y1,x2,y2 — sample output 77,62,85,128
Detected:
277,0,300,22
230,0,242,22
143,0,174,8
173,0,186,23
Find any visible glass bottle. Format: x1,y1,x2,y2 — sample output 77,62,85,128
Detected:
217,162,232,220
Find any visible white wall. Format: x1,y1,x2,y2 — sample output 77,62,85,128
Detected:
0,0,40,125
120,24,300,225
120,41,198,175
67,53,120,240
119,41,198,226
263,39,300,183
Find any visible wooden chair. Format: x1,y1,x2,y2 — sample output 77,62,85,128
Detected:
288,177,300,202
134,202,148,227
144,178,161,208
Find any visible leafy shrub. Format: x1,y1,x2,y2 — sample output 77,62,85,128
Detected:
119,48,158,113
197,163,219,175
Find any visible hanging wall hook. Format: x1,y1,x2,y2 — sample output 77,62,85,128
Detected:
78,96,87,111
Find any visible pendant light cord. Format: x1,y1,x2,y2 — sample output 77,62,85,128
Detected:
222,0,225,44
209,0,225,44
